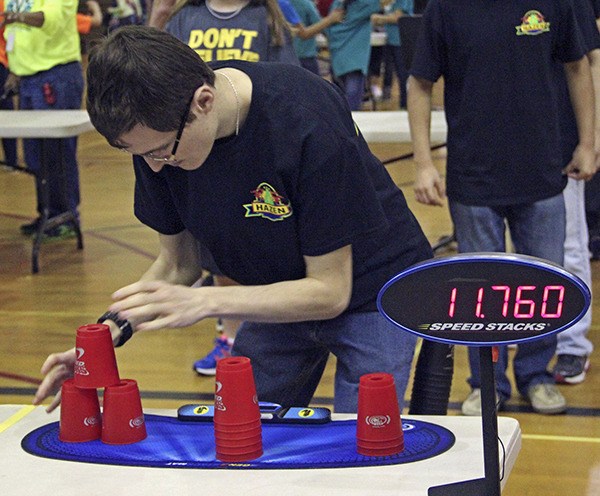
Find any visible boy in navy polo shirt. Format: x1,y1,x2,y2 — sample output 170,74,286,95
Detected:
408,0,595,414
33,26,433,414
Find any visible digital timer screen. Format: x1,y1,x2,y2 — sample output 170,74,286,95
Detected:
377,254,590,346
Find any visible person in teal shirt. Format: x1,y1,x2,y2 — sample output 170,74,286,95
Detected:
327,0,380,109
371,0,413,108
289,0,344,75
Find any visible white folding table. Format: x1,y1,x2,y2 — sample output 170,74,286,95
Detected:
0,110,94,273
0,404,520,496
351,109,447,143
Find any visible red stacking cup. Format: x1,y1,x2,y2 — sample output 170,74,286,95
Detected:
213,356,263,462
214,422,262,440
101,379,147,445
59,378,102,443
73,324,120,389
356,372,404,457
215,443,264,462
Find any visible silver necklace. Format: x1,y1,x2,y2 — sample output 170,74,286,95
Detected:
219,72,240,136
205,0,245,20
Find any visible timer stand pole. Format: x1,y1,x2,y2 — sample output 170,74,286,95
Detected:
428,346,501,496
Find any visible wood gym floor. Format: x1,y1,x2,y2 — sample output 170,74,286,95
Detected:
0,121,599,495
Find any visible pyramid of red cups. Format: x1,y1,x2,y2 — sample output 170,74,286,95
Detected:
59,323,147,445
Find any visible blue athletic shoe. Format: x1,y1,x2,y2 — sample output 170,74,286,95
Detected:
193,337,232,376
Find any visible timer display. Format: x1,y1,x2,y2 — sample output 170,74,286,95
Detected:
377,253,590,346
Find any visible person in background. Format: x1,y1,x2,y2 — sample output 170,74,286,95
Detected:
2,0,84,240
370,0,412,108
552,0,600,386
150,0,299,65
288,0,344,75
326,0,380,110
0,0,17,170
77,0,103,34
107,0,146,32
409,0,595,415
586,2,600,259
33,26,433,414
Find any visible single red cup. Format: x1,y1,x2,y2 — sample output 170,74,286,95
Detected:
216,442,263,462
213,419,262,434
357,442,404,457
355,437,405,450
213,357,261,426
73,324,120,389
214,423,262,440
59,378,102,442
215,434,263,449
356,372,404,456
101,379,147,445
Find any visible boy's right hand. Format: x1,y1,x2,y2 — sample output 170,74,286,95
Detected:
33,348,77,413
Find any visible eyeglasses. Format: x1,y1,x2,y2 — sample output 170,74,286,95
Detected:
128,97,192,162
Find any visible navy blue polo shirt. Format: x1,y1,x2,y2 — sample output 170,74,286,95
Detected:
411,0,586,206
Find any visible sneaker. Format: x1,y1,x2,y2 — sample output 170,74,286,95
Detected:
461,388,504,416
590,235,600,260
526,383,567,414
370,85,383,101
193,337,232,376
20,217,41,236
553,354,590,384
41,224,77,243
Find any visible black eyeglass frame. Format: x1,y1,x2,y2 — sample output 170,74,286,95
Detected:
129,96,193,162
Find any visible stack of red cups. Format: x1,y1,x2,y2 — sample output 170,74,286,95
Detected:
356,372,404,457
59,324,146,445
213,356,263,462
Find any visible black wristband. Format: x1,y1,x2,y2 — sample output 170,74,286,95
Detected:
97,311,133,348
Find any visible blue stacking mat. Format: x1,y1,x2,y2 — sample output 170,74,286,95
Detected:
22,415,455,469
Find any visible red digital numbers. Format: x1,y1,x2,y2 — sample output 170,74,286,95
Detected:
448,285,565,319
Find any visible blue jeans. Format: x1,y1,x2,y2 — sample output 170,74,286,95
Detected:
449,194,565,399
232,311,418,413
337,70,366,111
19,62,84,218
0,64,17,167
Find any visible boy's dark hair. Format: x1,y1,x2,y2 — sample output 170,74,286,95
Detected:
86,26,216,146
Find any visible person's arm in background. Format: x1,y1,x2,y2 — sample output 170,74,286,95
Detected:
1,10,44,27
148,0,178,29
408,75,446,206
86,0,103,27
76,0,103,34
370,0,403,28
292,0,344,40
588,47,600,170
563,56,596,180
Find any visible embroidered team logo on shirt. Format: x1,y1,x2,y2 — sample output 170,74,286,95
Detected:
516,11,550,36
243,182,292,221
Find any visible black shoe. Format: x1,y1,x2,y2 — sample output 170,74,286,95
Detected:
41,224,77,243
20,217,41,236
590,236,600,260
